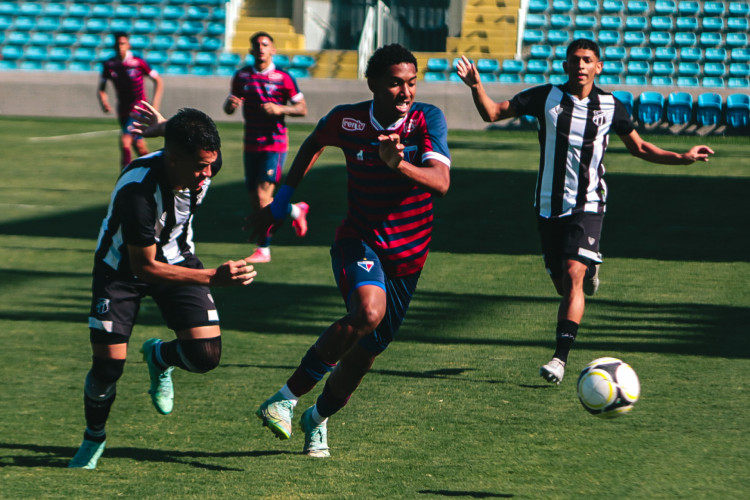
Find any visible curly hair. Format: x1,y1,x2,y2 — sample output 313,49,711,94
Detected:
164,108,221,155
365,44,418,79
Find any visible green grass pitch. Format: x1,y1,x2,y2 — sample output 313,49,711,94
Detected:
1,116,748,498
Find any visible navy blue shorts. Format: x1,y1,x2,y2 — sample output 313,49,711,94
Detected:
330,239,420,355
88,255,220,345
118,115,142,140
243,151,286,190
538,212,603,280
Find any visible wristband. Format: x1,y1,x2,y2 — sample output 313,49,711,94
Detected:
269,184,294,220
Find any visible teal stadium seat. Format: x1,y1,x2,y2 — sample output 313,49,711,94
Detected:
426,58,449,72
8,32,30,46
168,51,193,67
79,34,103,49
731,49,750,63
523,30,545,44
110,19,133,34
499,73,522,84
678,62,700,77
114,5,138,18
68,61,93,72
674,32,697,47
29,32,54,46
604,46,626,60
188,6,210,20
726,94,750,128
480,73,498,83
627,60,650,76
655,47,677,61
696,93,723,126
84,18,108,34
524,74,547,84
211,7,226,21
180,21,204,36
502,59,525,73
165,65,189,76
677,1,699,15
677,76,699,87
625,16,647,30
146,51,168,66
552,59,564,73
550,14,572,28
575,15,597,29
549,74,567,84
530,45,553,59
653,61,675,76
705,48,727,63
654,0,677,14
627,1,649,13
292,54,316,70
729,63,750,79
68,4,90,17
219,52,241,68
49,46,71,62
651,16,673,31
139,5,161,19
273,54,291,69
666,92,693,125
134,19,157,35
727,17,749,32
637,91,664,125
25,46,48,62
630,47,652,61
573,30,596,41
554,46,568,59
650,32,672,47
43,61,66,71
704,63,726,77
195,52,217,67
553,0,574,13
42,2,63,16
13,16,36,31
527,59,550,74
727,78,750,88
477,58,500,73
726,33,749,48
702,77,725,88
548,30,570,45
578,0,599,12
191,66,213,77
599,75,621,85
529,0,550,12
424,71,446,82
201,37,222,51
37,17,60,32
244,54,256,66
651,76,674,86
676,17,698,31
129,35,150,51
704,1,725,15
612,90,634,117
177,36,201,51
600,16,621,29
602,61,624,75
0,2,17,15
0,15,10,31
729,2,750,16
624,32,646,46
153,35,175,51
526,13,548,28
53,33,76,46
699,33,723,48
207,22,225,36
680,47,702,62
702,17,725,32
602,0,625,12
19,2,42,16
627,77,647,86
163,6,185,19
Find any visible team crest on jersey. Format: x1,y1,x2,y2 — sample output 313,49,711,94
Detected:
127,68,140,79
404,145,418,163
357,150,364,161
404,119,416,134
342,118,366,131
357,260,374,272
96,298,110,315
592,110,607,126
588,237,596,245
264,83,278,94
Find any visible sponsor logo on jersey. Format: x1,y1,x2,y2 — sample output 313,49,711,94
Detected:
96,298,110,315
405,119,416,134
593,110,607,126
357,260,374,272
342,118,366,131
269,72,284,81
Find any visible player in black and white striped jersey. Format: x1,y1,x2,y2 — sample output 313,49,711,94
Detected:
69,106,257,470
457,39,713,385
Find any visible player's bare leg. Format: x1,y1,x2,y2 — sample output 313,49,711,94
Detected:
247,181,275,263
119,133,133,168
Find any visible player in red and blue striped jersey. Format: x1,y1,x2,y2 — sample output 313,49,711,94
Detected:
251,44,451,457
99,32,163,169
224,32,309,263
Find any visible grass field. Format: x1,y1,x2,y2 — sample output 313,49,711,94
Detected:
1,116,748,499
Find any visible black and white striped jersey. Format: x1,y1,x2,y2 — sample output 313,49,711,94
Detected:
93,150,216,280
510,84,635,218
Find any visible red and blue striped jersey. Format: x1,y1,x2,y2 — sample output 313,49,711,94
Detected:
230,64,304,153
314,100,451,276
100,52,156,120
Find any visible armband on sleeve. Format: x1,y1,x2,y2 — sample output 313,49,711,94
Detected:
269,184,294,220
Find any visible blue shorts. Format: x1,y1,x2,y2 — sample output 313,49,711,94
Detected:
330,239,420,355
243,151,286,190
118,115,142,140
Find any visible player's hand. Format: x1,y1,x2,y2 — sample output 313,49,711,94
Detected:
378,133,405,170
684,145,715,163
456,55,480,87
224,95,242,113
242,206,285,244
261,102,284,116
100,101,112,113
211,258,257,286
130,101,167,137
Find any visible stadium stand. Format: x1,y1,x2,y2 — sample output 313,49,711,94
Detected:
612,89,634,117
696,92,723,126
666,92,693,125
726,93,750,128
638,91,666,125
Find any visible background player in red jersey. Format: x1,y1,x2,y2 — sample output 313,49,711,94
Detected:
98,32,164,169
249,44,451,457
224,32,309,263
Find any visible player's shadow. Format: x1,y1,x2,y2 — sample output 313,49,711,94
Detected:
0,442,290,470
418,490,514,498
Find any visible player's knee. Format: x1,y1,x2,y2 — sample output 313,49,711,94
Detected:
85,357,125,401
351,303,384,332
177,337,222,373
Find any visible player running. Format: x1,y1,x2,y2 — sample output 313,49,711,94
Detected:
224,31,309,263
249,44,451,457
98,32,164,169
456,39,713,385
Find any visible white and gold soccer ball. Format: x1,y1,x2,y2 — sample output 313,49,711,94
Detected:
577,357,640,419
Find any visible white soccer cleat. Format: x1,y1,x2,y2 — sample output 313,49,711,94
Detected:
583,264,600,296
540,358,566,385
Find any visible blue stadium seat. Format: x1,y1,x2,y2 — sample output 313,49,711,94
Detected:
292,54,316,69
201,37,222,51
73,47,97,63
502,59,525,73
650,32,672,47
168,51,193,66
244,54,256,66
727,78,750,88
129,35,150,51
655,47,677,61
273,54,291,69
191,65,213,77
705,48,728,63
79,34,103,49
578,0,599,12
530,45,553,59
654,0,677,14
36,17,60,32
139,5,160,19
630,47,653,61
573,30,596,41
480,73,498,83
575,15,597,29
653,61,675,76
0,2,18,15
527,59,550,74
598,31,620,46
188,6,210,20
524,74,547,84
554,46,568,59
651,76,674,86
637,91,664,125
702,17,725,31
12,16,36,31
550,14,572,28
726,33,749,48
133,19,157,35
98,48,116,61
207,22,225,36
91,4,114,18
552,0,574,12
84,18,108,34
625,16,647,30
624,32,646,46
211,7,226,21
29,32,54,46
729,2,750,16
627,60,650,75
678,1,700,15
727,17,749,32
599,74,621,85
157,20,180,35
219,52,241,67
552,59,565,73
43,61,66,72
180,21,204,36
729,63,750,78
653,16,674,30
627,1,649,13
114,5,138,18
146,51,168,66
53,32,76,46
731,49,750,63
24,46,48,62
165,65,190,76
674,32,697,47
678,62,701,76
699,33,723,47
602,61,625,74
43,2,65,16
177,36,201,51
677,76,699,87
704,63,727,78
110,19,132,33
676,17,698,31
523,29,545,44
602,0,625,12
499,73,523,84
549,73,567,84
604,46,626,60
548,30,570,45
726,93,750,128
0,59,18,70
163,5,185,19
426,58,449,72
194,52,217,67
19,2,42,16
477,58,500,73
696,93,723,125
529,0,550,12
526,13,548,28
7,32,30,46
702,77,725,88
704,1,725,15
20,60,45,71
68,60,93,72
666,92,693,125
151,35,174,51
0,15,11,31
679,47,702,62
49,46,71,62
600,15,622,29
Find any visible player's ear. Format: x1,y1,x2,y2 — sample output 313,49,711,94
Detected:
595,60,603,75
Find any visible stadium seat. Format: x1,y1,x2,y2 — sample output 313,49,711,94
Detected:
529,0,550,12
602,61,625,74
726,33,749,48
73,47,97,63
696,93,723,125
704,1,725,15
554,46,568,59
651,76,674,86
502,59,524,73
68,61,93,72
84,18,108,34
211,7,226,21
480,73,498,83
523,30,545,44
729,2,750,16
727,78,750,88
128,34,150,51
550,14,572,28
547,73,565,84
152,35,175,51
702,17,725,31
180,21,204,36
139,5,160,19
524,74,547,84
625,16,647,30
655,47,677,61
43,61,66,72
654,0,677,14
677,76,699,87
731,49,750,63
29,32,54,46
575,15,597,29
674,33,697,47
604,46,626,60
578,0,599,12
699,33,723,48
627,60,650,76
651,16,673,31
726,93,750,128
666,92,693,125
201,37,222,51
0,2,18,15
25,46,48,62
177,36,201,52
573,30,596,41
637,91,665,125
168,51,193,66
552,0,574,12
650,32,672,47
0,59,17,70
527,59,550,74
132,19,156,34
705,48,728,63
157,20,180,35
165,65,189,76
627,1,649,13
678,1,700,15
219,52,241,67
598,31,621,46
477,58,500,73
207,22,225,36
79,34,103,49
526,13,548,28
679,48,702,62
499,73,523,84
552,59,565,73
426,58,449,72
7,32,30,47
424,71,446,82
194,52,217,67
12,16,36,31
702,77,725,88
675,17,698,31
145,50,168,66
273,54,291,69
530,45,553,59
19,2,42,16
548,30,570,45
20,60,44,71
48,46,71,62
36,17,60,32
188,6,210,20
630,47,653,61
678,62,700,77
599,75,622,85
653,61,675,76
0,15,11,31
600,15,622,29
52,32,76,47
163,5,185,19
624,32,646,46
602,0,625,12
727,17,749,32
729,63,750,79
244,54,256,66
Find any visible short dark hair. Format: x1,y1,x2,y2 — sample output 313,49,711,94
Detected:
112,32,128,47
567,38,600,59
365,44,418,79
250,31,274,46
164,108,221,156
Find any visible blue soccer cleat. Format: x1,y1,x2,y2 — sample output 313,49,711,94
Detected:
140,338,174,415
68,439,106,469
300,407,330,458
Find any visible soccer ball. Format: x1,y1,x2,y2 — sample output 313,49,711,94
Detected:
577,357,640,419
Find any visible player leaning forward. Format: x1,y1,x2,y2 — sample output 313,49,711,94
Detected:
250,44,451,457
69,107,256,469
456,38,713,385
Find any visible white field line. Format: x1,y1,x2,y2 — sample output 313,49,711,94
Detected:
28,129,120,142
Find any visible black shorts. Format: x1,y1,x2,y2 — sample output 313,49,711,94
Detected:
88,255,220,345
538,212,603,280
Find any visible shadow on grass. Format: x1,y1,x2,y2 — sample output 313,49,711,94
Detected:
0,442,290,470
418,490,514,498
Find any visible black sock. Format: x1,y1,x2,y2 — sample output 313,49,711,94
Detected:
84,392,115,442
552,319,579,364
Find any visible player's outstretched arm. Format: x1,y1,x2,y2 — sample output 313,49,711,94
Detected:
130,100,167,137
620,130,715,165
456,55,515,123
378,133,450,197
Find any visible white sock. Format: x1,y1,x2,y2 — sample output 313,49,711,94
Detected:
279,384,298,406
310,405,327,425
290,203,301,220
256,246,270,257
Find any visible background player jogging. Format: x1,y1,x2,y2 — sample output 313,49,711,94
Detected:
456,38,713,386
248,44,451,457
224,31,309,263
98,32,164,169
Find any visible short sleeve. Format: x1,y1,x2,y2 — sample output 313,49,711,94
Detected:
117,184,158,248
509,85,551,119
612,97,636,136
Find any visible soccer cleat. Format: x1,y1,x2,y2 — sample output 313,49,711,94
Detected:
256,392,294,440
540,357,566,385
141,338,174,415
583,264,600,296
292,202,309,237
300,407,330,458
68,439,106,469
246,247,271,263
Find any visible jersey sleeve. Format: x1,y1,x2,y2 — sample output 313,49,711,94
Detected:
312,106,343,147
612,97,636,136
286,73,304,103
509,85,550,119
117,183,158,248
420,105,451,167
229,70,243,97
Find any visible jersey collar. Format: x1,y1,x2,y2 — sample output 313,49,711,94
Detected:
369,101,408,131
252,63,276,75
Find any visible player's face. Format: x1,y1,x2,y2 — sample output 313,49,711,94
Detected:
563,48,602,90
168,149,218,191
251,36,275,69
115,36,130,60
369,62,417,125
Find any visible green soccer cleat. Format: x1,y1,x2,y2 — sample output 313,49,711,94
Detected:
68,439,106,469
141,338,174,415
300,407,330,458
256,392,294,440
